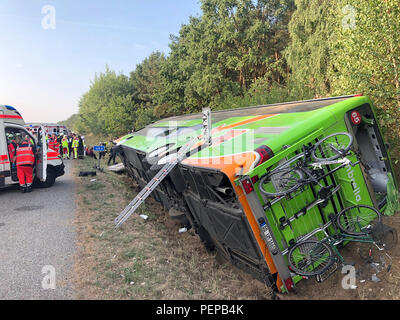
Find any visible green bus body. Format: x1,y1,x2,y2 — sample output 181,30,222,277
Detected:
117,95,396,292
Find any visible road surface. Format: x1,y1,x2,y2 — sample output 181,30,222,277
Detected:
0,161,76,300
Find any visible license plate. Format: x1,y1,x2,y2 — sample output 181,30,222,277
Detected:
316,262,338,283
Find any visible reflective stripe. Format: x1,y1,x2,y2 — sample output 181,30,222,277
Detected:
48,141,59,152
0,115,23,119
47,152,59,157
16,146,35,166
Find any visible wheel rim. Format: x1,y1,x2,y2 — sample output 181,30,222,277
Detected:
313,133,353,161
337,205,381,235
261,168,303,196
289,241,333,276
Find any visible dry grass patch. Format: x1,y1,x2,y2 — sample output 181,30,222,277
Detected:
72,156,273,300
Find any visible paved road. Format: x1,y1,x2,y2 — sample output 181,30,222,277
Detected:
0,161,76,300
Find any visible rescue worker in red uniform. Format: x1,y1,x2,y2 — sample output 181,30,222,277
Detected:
7,135,17,163
14,135,36,193
48,134,60,155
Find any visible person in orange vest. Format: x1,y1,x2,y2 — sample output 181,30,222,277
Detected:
53,134,60,154
14,134,36,193
48,135,56,151
48,134,60,155
7,134,17,164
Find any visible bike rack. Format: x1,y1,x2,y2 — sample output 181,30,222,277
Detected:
278,185,341,230
240,176,295,292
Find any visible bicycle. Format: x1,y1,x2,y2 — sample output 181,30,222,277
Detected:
259,132,357,198
287,205,398,278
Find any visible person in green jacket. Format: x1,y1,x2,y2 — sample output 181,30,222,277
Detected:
72,136,79,159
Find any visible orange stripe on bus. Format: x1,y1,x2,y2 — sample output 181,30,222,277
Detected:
213,114,276,133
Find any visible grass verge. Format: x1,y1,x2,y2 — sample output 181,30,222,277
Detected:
72,156,273,300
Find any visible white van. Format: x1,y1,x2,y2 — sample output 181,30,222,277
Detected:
0,105,65,189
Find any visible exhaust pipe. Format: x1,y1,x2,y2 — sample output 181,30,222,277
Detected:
215,187,234,196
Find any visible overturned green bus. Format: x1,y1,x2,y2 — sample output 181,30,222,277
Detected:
118,94,397,293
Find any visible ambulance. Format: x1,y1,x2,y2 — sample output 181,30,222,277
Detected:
25,123,70,136
0,105,65,189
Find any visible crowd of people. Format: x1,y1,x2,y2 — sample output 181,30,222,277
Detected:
47,133,86,160
85,139,119,166
46,132,121,167
6,129,120,194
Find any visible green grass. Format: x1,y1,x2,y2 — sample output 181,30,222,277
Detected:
85,182,106,191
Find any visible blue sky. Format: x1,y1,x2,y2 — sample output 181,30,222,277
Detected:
0,0,201,123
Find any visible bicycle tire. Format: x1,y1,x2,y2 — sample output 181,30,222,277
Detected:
288,240,335,277
311,132,354,162
259,167,304,197
378,226,398,250
273,152,306,171
336,205,382,236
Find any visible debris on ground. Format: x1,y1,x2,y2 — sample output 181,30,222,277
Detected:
107,163,125,173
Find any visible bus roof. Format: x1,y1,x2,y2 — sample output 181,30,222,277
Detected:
150,95,360,125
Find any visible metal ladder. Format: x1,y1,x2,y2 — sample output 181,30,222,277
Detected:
114,135,200,228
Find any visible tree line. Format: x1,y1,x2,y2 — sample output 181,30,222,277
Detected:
62,0,400,147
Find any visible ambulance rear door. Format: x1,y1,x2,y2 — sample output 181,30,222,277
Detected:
36,126,47,182
0,109,9,187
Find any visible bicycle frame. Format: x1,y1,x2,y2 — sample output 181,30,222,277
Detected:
260,136,359,199
299,157,359,188
323,230,383,265
262,155,358,199
286,214,385,276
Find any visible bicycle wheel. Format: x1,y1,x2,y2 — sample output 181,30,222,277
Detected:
378,226,398,250
259,167,304,197
336,205,382,236
288,240,335,277
273,152,306,171
312,132,353,162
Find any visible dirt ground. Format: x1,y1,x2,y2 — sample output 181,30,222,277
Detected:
72,156,400,300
